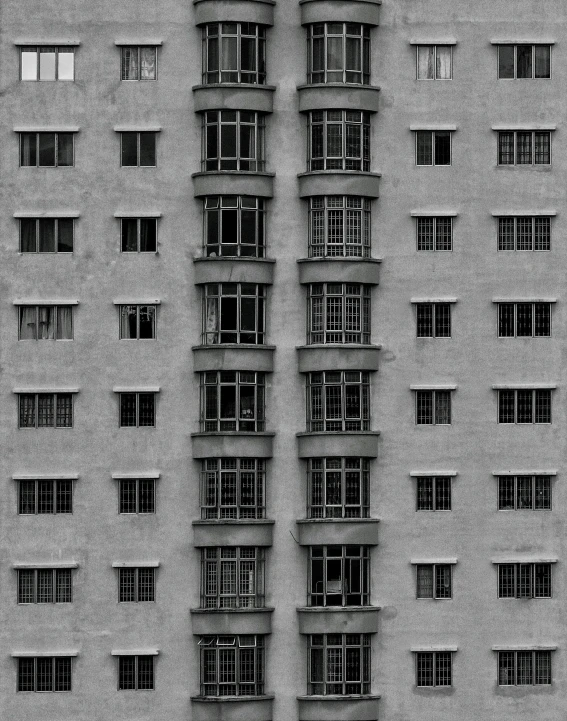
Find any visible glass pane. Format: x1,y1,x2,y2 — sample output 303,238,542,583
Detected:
38,219,56,252
21,50,38,80
436,46,451,79
58,219,74,252
140,47,156,79
140,219,157,252
57,134,74,166
58,49,74,80
139,133,156,166
38,133,56,166
517,45,532,78
498,46,514,78
122,47,139,80
20,133,37,166
535,46,551,78
20,218,37,252
121,132,138,166
56,307,73,339
416,131,432,165
417,46,434,79
121,219,138,252
39,48,56,80
434,132,451,165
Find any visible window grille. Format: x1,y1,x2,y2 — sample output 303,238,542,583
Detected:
20,132,74,167
204,196,265,258
17,657,72,692
416,476,451,511
415,651,452,687
118,479,155,514
415,131,451,165
118,655,154,690
307,284,370,344
18,393,73,428
307,23,370,84
416,303,451,337
201,371,265,432
120,218,158,253
498,563,552,598
416,217,452,251
497,217,551,251
308,634,371,695
119,393,156,427
497,390,551,424
415,390,451,425
18,479,73,514
203,111,265,171
201,458,265,519
308,111,370,171
202,548,265,609
498,475,551,510
498,45,551,79
121,47,157,81
416,564,452,599
498,131,551,165
19,217,74,253
18,569,72,603
308,457,369,518
309,546,370,607
497,303,551,337
306,371,370,432
20,46,75,81
118,568,155,602
203,284,265,344
202,23,266,84
309,196,371,257
199,635,264,696
498,650,551,685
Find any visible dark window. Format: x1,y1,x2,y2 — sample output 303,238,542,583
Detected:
118,568,155,602
309,196,371,257
307,371,370,432
308,634,371,695
498,303,551,337
307,23,370,84
498,390,552,424
120,132,156,167
309,546,370,606
201,458,265,519
498,650,551,685
19,393,73,428
18,479,73,514
202,548,265,608
308,283,370,344
204,196,265,258
118,478,156,514
416,217,452,251
120,218,158,252
118,655,154,690
119,393,156,427
18,305,73,340
498,563,552,598
416,564,452,599
415,390,451,425
498,45,551,79
18,569,72,603
498,475,551,511
20,132,74,167
18,657,72,692
308,110,370,171
416,652,452,687
308,457,370,518
416,476,452,511
416,303,451,337
203,23,266,84
201,371,265,432
199,635,264,696
119,305,156,339
498,131,551,165
19,218,74,253
497,216,551,251
203,283,265,344
416,131,451,166
203,110,265,171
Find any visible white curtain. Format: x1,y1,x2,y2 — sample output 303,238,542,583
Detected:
417,46,434,79
19,307,37,340
436,46,452,79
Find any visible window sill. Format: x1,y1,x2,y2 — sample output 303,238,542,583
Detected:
297,606,380,634
190,607,274,636
297,257,381,284
296,518,379,546
191,432,275,459
193,84,276,114
297,171,380,199
192,171,275,198
296,431,379,458
193,256,275,285
193,519,274,548
297,345,380,373
297,83,380,113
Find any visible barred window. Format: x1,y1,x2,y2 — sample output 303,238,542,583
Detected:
498,650,552,685
203,283,265,344
308,634,371,695
19,217,74,253
416,217,452,251
498,131,551,165
497,302,551,337
202,23,266,84
203,111,265,171
308,111,370,171
121,218,158,253
415,390,452,425
118,655,154,690
416,303,451,338
17,657,72,692
118,567,155,602
201,458,265,519
202,547,265,608
308,283,370,344
498,563,552,599
204,196,265,258
119,392,156,427
307,371,370,432
119,305,156,339
199,635,264,696
416,45,452,79
416,564,452,599
498,475,551,510
18,393,73,428
309,196,371,258
415,651,452,687
307,23,370,84
498,45,551,79
497,389,552,424
118,479,156,514
308,457,369,518
309,546,370,607
20,132,74,167
20,46,75,81
416,476,452,511
201,371,265,432
415,131,451,166
18,569,72,603
18,479,73,514
497,217,551,251
121,46,157,81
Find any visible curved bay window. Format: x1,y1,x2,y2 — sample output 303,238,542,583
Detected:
201,371,265,432
199,635,264,696
308,111,370,171
201,458,265,519
202,547,265,608
203,283,265,344
307,283,370,344
308,634,370,695
309,545,370,607
308,458,369,518
204,196,265,257
307,371,370,432
202,23,266,84
309,196,371,257
203,111,265,171
307,23,370,84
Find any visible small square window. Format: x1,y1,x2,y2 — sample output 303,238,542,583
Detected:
119,305,157,339
415,131,451,165
416,45,452,79
120,132,156,167
121,47,157,80
120,218,158,252
119,393,156,427
118,478,156,514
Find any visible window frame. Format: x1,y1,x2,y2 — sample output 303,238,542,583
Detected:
308,110,371,172
307,22,371,85
415,302,451,338
202,23,266,85
120,217,158,253
19,217,74,253
307,283,371,345
415,216,453,251
308,196,371,258
201,371,265,432
117,478,156,514
415,130,452,166
201,458,265,520
497,389,552,424
497,563,552,599
19,132,75,167
18,305,74,341
306,371,370,432
497,130,552,166
20,46,75,81
308,545,370,607
307,633,371,695
497,474,552,511
416,476,452,511
18,478,73,515
307,457,370,519
414,389,452,425
204,196,265,258
120,46,158,81
201,547,265,609
415,651,453,687
496,216,551,252
498,650,552,686
202,283,266,345
120,131,157,167
118,392,156,428
17,568,73,604
416,44,453,80
199,634,265,697
18,392,74,429
497,302,551,338
117,655,155,690
415,564,452,600
118,304,157,340
117,567,156,603
497,44,551,79
17,656,72,692
202,110,266,172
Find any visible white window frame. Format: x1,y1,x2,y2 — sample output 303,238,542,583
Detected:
19,46,76,81
414,130,452,166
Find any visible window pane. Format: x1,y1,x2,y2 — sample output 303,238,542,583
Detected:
498,132,514,165
19,481,36,514
416,131,432,165
120,394,137,426
58,49,74,80
20,133,37,166
498,45,514,78
516,132,532,164
122,47,139,80
118,656,136,689
434,132,451,165
39,219,56,252
121,133,138,166
516,45,532,78
57,134,74,166
139,306,156,338
416,565,433,598
56,307,73,340
20,218,37,252
57,480,73,513
119,480,137,513
140,47,156,80
416,304,433,337
140,219,157,252
436,46,451,79
58,219,74,252
498,218,515,250
19,307,37,340
139,133,156,166
38,133,56,166
122,219,138,252
21,50,38,80
138,394,155,426
39,48,56,80
417,46,434,79
534,132,550,164
534,45,551,78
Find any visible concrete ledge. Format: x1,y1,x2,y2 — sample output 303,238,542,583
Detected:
297,172,380,198
193,346,275,373
298,257,380,284
191,695,275,721
193,257,275,285
193,520,275,547
191,607,274,635
297,431,379,458
299,0,381,26
297,345,379,372
193,172,275,198
297,606,380,634
296,518,379,545
194,0,275,26
194,85,275,113
191,432,275,458
298,84,380,113
297,695,380,721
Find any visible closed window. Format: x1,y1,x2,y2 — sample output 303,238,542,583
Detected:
19,217,74,253
199,635,264,696
498,563,552,598
309,545,370,607
20,132,74,167
416,476,451,511
308,457,370,519
18,479,73,514
202,547,265,608
18,305,73,340
119,305,156,339
415,390,451,425
308,634,371,695
307,23,370,84
118,479,156,514
201,371,265,432
202,23,266,84
416,303,451,338
17,657,72,692
120,132,156,167
203,283,265,344
498,650,551,685
416,217,452,251
308,110,370,171
307,371,370,432
203,110,265,171
20,46,75,81
201,458,265,519
416,564,452,599
497,302,551,337
498,45,551,79
119,393,156,427
498,131,551,165
498,389,551,424
120,218,158,253
498,475,551,510
121,46,157,80
309,196,371,258
118,567,155,602
19,393,73,428
18,569,72,603
497,216,551,251
416,45,452,79
118,655,154,690
308,283,370,344
416,131,451,165
204,196,265,257
415,651,452,687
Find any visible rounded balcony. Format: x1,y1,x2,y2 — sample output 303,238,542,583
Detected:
191,607,274,635
298,257,380,284
193,519,274,546
300,0,380,26
193,257,275,285
298,84,379,113
193,84,276,114
297,345,379,373
191,431,275,458
193,171,275,198
297,431,379,458
296,518,379,545
297,606,380,634
191,695,275,721
297,171,380,198
297,695,380,721
194,0,275,26
194,345,275,373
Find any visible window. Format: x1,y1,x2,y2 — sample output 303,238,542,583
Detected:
309,196,371,258
201,371,265,432
119,393,156,427
415,651,452,687
201,458,265,519
19,217,74,253
17,657,72,692
18,305,73,340
309,546,370,606
121,46,157,80
18,479,73,514
307,23,370,84
498,45,551,79
498,131,551,165
498,563,552,598
19,393,73,428
120,132,156,167
202,23,266,84
118,479,156,514
308,634,370,695
498,475,551,510
119,305,156,339
497,303,551,337
203,111,265,171
497,216,551,251
416,303,451,338
416,476,452,511
204,196,265,257
415,131,451,166
118,655,154,690
498,650,551,685
497,389,551,424
20,46,74,81
415,390,451,425
308,111,370,171
20,132,74,167
416,45,452,79
307,284,370,344
416,217,452,251
199,635,264,696
120,218,158,253
308,457,370,518
18,569,72,603
118,567,155,602
416,564,452,599
202,548,265,608
203,284,265,344
307,371,370,432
